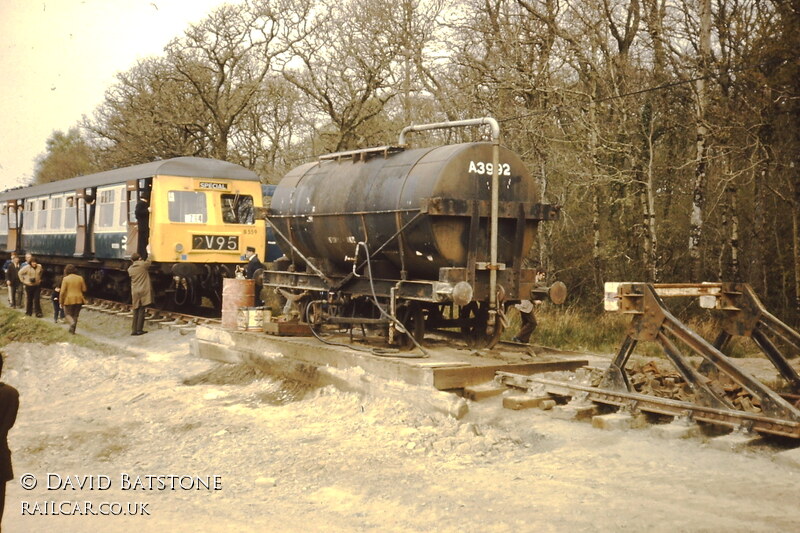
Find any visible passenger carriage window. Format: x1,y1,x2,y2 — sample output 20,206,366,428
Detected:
98,190,115,228
221,194,254,224
8,206,17,229
37,199,47,229
23,201,34,230
64,196,76,229
168,191,207,223
0,208,6,232
50,197,63,229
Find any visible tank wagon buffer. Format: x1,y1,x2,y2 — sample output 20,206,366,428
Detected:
262,118,564,348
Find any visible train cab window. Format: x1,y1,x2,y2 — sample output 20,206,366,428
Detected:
64,197,76,229
221,194,254,224
168,191,207,223
98,190,115,228
50,197,63,229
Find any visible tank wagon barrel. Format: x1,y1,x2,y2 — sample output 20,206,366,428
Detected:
264,118,560,349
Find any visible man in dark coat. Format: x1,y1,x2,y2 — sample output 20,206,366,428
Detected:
0,353,19,526
244,246,263,306
135,194,150,260
4,253,23,309
128,252,153,336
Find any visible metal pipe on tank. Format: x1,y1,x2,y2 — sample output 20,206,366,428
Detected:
398,117,501,146
397,117,503,333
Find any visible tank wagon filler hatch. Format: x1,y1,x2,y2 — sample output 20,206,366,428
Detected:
262,118,561,349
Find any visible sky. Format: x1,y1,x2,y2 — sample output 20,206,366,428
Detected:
0,0,241,191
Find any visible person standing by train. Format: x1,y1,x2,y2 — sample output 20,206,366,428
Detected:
135,193,150,260
244,246,264,306
512,269,546,344
51,274,66,324
128,252,152,336
0,352,19,528
59,265,87,335
4,254,23,309
18,255,43,318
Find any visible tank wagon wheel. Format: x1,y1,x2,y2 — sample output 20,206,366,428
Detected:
459,302,504,349
397,303,426,350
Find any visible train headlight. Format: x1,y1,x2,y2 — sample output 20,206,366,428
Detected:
175,243,185,253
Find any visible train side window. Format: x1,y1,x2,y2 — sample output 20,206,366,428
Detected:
0,207,6,232
23,201,34,230
77,198,86,226
221,194,254,224
50,197,63,229
98,189,115,228
64,197,76,229
168,191,207,223
8,206,17,229
37,199,47,229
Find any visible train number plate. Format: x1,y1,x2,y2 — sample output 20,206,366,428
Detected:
193,235,239,251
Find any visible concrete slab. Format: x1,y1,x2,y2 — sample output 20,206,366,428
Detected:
651,420,702,440
192,325,589,391
708,431,761,452
503,394,552,410
592,413,634,431
551,402,599,421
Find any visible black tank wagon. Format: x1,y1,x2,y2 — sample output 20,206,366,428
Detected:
264,118,560,348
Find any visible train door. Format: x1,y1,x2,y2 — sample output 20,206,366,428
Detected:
125,180,139,256
73,187,97,257
5,201,21,252
126,178,152,258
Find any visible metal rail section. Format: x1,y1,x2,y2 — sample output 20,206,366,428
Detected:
496,373,800,438
504,282,800,438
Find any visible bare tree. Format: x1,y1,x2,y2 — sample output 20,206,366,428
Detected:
166,0,315,160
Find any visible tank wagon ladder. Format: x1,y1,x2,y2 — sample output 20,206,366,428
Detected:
497,282,800,439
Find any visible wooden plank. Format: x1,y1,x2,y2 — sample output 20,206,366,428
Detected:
433,360,588,390
463,384,507,402
263,322,313,336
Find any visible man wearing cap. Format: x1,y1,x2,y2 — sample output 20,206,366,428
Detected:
244,246,263,306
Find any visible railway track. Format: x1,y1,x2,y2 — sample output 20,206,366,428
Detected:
39,288,221,333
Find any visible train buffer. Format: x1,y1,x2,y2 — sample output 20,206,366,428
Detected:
496,282,800,439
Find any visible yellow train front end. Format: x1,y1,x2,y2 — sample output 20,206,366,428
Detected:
149,174,266,309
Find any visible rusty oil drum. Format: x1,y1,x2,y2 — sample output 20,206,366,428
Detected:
221,278,255,329
270,142,541,278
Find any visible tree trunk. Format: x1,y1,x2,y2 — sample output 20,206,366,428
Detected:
729,184,740,281
688,0,711,282
794,158,800,322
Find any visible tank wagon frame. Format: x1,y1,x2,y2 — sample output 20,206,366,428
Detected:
0,157,266,310
263,118,561,349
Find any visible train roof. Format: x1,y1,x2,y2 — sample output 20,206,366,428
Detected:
0,157,260,201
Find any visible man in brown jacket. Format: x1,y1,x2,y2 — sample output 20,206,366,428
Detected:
18,255,43,317
0,353,19,527
59,264,87,334
128,253,153,336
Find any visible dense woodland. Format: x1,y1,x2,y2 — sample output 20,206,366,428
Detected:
29,0,800,320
